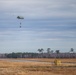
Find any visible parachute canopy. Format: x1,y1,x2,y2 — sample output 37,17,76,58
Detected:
17,16,24,19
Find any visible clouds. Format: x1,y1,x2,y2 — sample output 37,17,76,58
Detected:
0,25,76,43
0,0,76,53
0,0,76,19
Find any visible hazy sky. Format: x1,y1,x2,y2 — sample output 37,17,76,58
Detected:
0,0,76,53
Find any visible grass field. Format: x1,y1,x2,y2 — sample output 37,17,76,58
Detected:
0,58,76,75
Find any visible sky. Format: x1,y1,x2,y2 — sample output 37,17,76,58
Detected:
0,0,76,53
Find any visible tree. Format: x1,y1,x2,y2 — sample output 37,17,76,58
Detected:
38,48,44,53
38,49,42,53
47,48,51,54
70,48,74,53
38,48,44,58
50,50,53,53
41,48,44,53
55,50,60,58
56,50,60,54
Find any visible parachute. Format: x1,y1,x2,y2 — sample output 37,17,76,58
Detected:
17,16,24,19
17,16,24,28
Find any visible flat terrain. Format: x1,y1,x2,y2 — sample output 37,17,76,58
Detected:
0,58,76,75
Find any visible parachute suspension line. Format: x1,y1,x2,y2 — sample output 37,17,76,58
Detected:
17,16,24,28
20,22,21,28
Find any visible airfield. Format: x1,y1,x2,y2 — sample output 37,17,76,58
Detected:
0,58,76,75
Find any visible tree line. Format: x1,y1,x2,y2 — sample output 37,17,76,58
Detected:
5,52,39,58
0,48,75,58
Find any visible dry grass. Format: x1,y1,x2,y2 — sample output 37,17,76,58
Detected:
0,58,76,75
17,58,76,63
